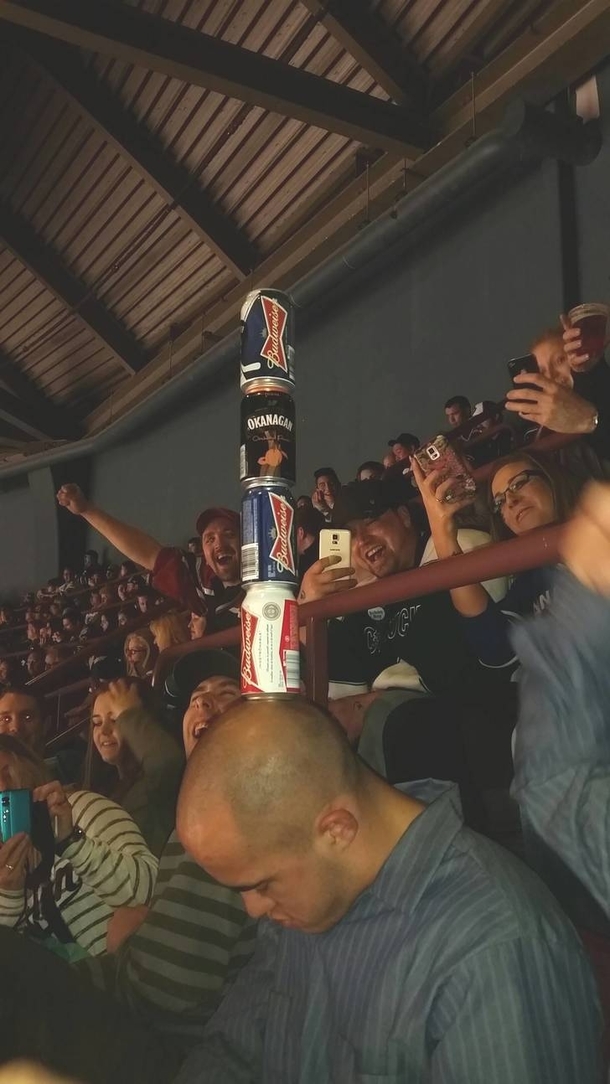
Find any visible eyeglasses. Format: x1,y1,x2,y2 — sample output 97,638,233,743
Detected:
491,469,544,515
126,647,146,656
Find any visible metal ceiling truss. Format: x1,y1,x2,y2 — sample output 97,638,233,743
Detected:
0,0,432,157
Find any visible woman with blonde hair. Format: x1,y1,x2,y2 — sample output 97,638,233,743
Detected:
123,628,156,680
149,610,190,653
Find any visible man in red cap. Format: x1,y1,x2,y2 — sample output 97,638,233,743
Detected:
56,485,242,633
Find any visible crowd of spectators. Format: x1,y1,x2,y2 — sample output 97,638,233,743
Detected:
0,315,610,1080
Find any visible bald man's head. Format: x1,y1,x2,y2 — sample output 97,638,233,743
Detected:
179,697,361,846
177,697,372,933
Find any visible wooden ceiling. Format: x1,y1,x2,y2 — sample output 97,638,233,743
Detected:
0,0,607,456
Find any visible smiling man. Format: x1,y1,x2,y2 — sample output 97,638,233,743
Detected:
324,479,504,719
174,697,601,1084
56,485,242,632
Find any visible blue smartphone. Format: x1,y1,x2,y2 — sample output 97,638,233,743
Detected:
0,789,31,842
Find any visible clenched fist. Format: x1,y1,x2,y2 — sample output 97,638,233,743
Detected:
56,483,90,516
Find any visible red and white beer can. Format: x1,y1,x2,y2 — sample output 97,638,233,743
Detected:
240,583,300,697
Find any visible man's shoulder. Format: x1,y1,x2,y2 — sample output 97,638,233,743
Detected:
415,822,580,966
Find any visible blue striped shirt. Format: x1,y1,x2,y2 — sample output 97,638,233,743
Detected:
513,569,610,933
176,782,601,1083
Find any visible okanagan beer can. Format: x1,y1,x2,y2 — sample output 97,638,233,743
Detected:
240,388,296,486
240,288,295,393
241,483,298,585
240,583,300,697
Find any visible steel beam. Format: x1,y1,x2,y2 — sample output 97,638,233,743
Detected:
0,203,147,375
299,0,426,108
9,28,258,279
0,0,430,156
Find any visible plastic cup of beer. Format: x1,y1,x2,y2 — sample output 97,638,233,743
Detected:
568,303,609,359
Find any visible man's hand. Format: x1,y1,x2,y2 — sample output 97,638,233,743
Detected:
505,372,597,433
106,904,150,953
311,488,331,516
298,555,356,604
33,781,73,843
56,483,91,516
561,481,610,595
0,833,39,890
103,678,143,718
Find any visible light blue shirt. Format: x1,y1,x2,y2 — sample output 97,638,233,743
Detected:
513,568,610,934
177,781,601,1083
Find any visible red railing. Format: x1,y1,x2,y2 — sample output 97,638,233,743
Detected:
152,522,564,705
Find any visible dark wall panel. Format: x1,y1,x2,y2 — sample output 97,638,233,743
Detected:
0,479,37,598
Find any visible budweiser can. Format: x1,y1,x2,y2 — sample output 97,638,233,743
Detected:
240,583,300,697
240,388,296,486
240,288,295,393
241,483,298,585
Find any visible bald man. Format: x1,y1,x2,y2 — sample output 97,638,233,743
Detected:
175,698,601,1084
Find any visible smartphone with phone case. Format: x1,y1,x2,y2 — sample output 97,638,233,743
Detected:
507,354,539,392
0,789,31,842
319,528,352,572
413,435,476,502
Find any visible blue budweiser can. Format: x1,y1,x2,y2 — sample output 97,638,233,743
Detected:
240,288,295,393
241,482,298,585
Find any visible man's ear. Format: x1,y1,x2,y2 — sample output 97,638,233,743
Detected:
316,806,359,852
395,505,412,530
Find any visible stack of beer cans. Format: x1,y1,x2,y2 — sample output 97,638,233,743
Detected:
239,289,300,698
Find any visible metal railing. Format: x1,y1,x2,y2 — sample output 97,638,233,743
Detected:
152,522,564,705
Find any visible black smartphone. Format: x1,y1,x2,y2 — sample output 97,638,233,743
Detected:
507,354,539,391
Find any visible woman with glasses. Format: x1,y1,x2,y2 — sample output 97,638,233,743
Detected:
415,450,580,671
123,628,156,680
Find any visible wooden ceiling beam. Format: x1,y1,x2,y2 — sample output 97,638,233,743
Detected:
299,0,427,108
0,203,147,375
84,0,610,433
0,0,431,157
0,348,82,440
8,28,258,279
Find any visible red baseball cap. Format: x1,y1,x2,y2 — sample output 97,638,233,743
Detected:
195,507,239,536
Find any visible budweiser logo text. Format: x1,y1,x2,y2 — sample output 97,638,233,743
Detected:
241,609,259,690
261,296,288,373
268,493,295,574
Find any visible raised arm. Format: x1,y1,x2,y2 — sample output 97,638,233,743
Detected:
513,481,610,914
56,484,162,571
412,459,491,617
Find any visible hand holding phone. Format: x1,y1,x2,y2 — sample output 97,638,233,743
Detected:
319,528,352,571
507,354,540,393
412,436,475,502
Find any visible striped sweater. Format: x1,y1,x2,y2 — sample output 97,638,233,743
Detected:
0,790,158,955
83,831,256,1050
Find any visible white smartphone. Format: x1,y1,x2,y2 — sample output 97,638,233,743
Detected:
319,528,352,571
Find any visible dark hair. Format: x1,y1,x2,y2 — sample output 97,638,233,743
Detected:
295,505,326,539
62,608,80,623
444,396,471,412
314,467,340,483
83,679,168,799
488,450,581,541
85,549,99,561
187,537,199,546
120,560,137,576
356,460,384,480
0,684,46,720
